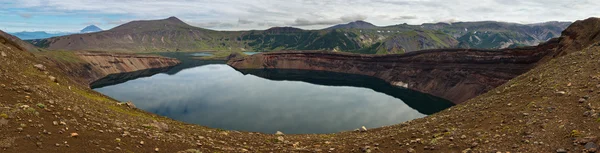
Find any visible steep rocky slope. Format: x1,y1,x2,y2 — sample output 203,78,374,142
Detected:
30,17,569,54
0,30,38,52
554,18,600,56
1,17,600,153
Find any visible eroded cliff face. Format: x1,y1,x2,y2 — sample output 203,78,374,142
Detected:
45,51,180,86
228,45,555,104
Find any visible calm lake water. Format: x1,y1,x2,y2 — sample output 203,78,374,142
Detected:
92,52,453,134
243,51,261,55
189,52,213,57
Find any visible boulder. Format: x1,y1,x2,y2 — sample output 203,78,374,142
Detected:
33,64,46,71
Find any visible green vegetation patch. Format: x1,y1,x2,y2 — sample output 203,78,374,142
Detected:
37,51,85,63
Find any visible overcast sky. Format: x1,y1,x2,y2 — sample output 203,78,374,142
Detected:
1,0,599,32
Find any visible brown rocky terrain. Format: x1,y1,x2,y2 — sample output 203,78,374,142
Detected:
0,17,599,153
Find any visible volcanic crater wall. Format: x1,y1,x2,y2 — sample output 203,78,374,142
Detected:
228,46,555,104
49,52,181,86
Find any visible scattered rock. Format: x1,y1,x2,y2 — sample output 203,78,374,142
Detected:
33,64,46,71
49,76,57,82
361,146,371,153
585,142,599,152
140,141,145,145
462,148,472,153
219,131,229,136
556,91,566,95
125,101,136,108
556,148,567,153
20,105,30,109
360,126,368,132
70,133,79,137
407,148,415,153
275,131,284,135
584,111,594,117
276,136,284,142
575,136,598,144
579,98,588,103
461,135,467,139
151,121,170,132
1,51,6,57
155,148,160,152
0,118,8,126
471,142,479,148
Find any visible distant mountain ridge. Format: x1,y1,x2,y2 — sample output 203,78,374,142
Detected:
10,25,104,40
326,21,377,30
9,31,72,40
80,25,102,33
30,17,572,54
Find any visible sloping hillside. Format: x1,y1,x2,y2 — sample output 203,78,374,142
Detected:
30,17,223,52
1,17,600,152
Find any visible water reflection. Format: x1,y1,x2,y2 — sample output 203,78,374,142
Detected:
92,53,453,134
236,69,454,115
190,52,213,57
243,51,261,55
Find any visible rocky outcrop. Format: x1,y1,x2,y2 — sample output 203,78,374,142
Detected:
554,17,600,57
228,45,555,104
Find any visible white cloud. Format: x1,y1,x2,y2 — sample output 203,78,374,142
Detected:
4,0,600,31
